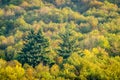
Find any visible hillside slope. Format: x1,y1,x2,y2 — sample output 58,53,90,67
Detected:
0,0,120,80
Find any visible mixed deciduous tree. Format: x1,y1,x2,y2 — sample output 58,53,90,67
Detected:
0,0,120,79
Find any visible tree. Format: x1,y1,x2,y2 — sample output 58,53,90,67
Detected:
9,0,23,5
57,25,80,59
0,0,23,5
4,46,15,61
1,0,10,4
17,29,50,67
0,60,25,80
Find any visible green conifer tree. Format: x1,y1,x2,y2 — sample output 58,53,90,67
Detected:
17,29,49,67
1,0,9,4
57,25,80,59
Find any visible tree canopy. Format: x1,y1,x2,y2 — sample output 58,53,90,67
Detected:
0,0,120,79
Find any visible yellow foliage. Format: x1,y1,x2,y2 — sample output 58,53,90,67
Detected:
25,67,36,80
0,59,6,68
15,30,23,40
35,63,53,79
7,36,15,45
50,64,59,76
55,56,63,65
63,63,76,79
0,36,7,45
16,17,27,26
83,49,94,58
0,9,4,16
88,16,98,28
20,1,29,7
55,0,65,6
68,53,82,66
0,65,25,80
92,48,108,57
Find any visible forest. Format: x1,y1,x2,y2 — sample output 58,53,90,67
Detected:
0,0,120,80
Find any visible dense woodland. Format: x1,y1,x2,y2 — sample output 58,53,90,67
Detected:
0,0,120,80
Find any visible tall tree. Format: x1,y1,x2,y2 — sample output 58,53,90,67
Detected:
0,0,23,5
57,25,80,59
17,29,49,67
1,0,10,4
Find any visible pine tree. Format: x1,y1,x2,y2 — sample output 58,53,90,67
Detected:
17,29,49,67
1,0,10,4
57,25,80,59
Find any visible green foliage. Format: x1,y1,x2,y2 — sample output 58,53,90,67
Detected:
4,46,15,61
9,0,23,5
0,0,120,79
0,0,23,5
17,29,50,67
1,0,10,5
57,25,80,59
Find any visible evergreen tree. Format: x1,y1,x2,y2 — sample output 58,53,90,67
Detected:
17,29,49,67
57,25,80,59
1,0,10,5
